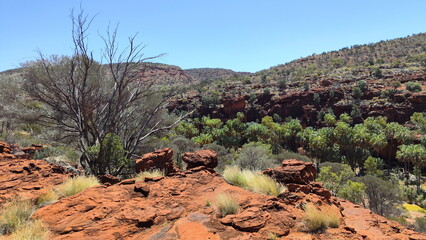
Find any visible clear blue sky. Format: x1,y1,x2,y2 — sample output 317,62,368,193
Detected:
1,0,426,73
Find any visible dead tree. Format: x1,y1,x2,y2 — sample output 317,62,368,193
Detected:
24,10,188,176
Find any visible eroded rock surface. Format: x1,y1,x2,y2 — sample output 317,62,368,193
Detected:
0,158,72,205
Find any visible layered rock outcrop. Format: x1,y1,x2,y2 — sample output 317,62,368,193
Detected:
1,149,425,239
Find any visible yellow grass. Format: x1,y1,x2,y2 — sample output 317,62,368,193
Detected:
9,220,50,240
36,189,59,206
403,203,426,214
215,193,239,217
223,166,285,197
55,176,100,197
135,169,165,181
303,203,340,232
0,199,34,234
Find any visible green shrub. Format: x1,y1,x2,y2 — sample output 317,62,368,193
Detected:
0,199,34,234
358,175,402,216
236,142,275,170
273,150,312,163
415,217,426,233
352,86,363,99
215,193,239,217
337,180,366,205
55,176,100,197
406,82,422,92
86,133,131,176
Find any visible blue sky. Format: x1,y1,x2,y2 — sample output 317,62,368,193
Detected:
1,0,426,72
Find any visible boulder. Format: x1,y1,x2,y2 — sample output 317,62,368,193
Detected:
97,174,120,185
263,159,316,185
182,149,218,169
21,144,44,159
135,148,178,175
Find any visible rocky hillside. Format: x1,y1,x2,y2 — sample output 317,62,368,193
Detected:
257,32,426,81
185,68,251,82
1,143,426,239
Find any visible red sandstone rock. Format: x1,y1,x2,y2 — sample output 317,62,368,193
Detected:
135,148,179,175
182,149,218,169
97,174,120,185
263,159,316,185
0,153,423,239
0,158,72,205
223,96,246,118
0,141,12,154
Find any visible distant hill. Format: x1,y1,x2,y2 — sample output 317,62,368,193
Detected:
185,68,251,82
0,63,248,86
256,32,426,83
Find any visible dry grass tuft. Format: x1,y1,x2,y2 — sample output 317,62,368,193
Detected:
9,219,50,240
302,203,340,232
223,166,285,197
36,189,59,206
215,192,239,217
55,176,100,197
0,199,34,234
135,169,165,181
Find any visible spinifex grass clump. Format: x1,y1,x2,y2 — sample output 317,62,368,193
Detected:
36,188,59,206
9,219,50,240
0,199,34,234
135,169,165,181
223,165,285,197
55,176,100,197
302,203,340,232
215,193,239,217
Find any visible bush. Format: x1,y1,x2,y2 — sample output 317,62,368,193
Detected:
86,133,130,176
223,166,284,197
135,169,164,181
358,175,401,216
302,203,340,232
415,217,426,233
337,180,366,205
352,86,363,99
0,199,34,234
55,176,100,197
273,150,312,163
9,219,50,240
236,142,275,170
215,193,239,217
406,82,423,92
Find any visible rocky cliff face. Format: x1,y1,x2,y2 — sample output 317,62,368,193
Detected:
1,146,425,239
171,72,426,126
